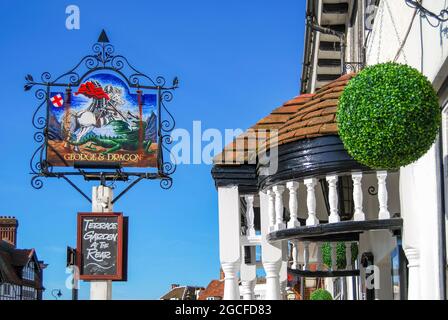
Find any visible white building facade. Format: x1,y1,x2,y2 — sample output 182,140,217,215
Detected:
211,0,447,300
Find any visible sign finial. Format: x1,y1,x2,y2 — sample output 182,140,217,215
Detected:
98,29,110,43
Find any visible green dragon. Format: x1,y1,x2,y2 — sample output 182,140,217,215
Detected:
70,120,154,154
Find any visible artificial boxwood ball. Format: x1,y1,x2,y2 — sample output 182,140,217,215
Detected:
337,62,440,169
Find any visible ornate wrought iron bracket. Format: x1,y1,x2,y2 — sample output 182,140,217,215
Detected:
26,30,178,203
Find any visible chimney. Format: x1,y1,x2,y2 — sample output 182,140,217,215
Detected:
220,268,225,280
0,216,18,247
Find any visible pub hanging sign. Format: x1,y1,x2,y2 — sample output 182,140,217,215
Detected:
77,212,128,281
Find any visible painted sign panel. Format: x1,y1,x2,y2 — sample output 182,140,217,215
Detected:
47,73,158,167
77,212,125,280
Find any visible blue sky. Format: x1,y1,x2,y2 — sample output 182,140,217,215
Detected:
0,0,305,299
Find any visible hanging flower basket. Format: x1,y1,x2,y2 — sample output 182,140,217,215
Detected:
337,62,440,169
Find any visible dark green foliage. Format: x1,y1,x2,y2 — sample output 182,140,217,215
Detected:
310,289,333,300
322,242,358,270
337,62,440,169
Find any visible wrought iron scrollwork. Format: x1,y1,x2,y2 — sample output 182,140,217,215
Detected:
344,62,365,74
26,30,178,198
368,185,378,196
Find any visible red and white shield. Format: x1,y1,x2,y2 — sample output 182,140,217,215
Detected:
50,94,64,107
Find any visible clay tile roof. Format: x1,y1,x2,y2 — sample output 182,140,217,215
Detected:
213,93,314,165
213,74,356,165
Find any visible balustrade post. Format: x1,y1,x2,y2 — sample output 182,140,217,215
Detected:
377,171,390,219
222,261,240,300
291,240,300,270
405,247,420,300
304,178,319,226
263,261,282,300
286,181,300,228
303,241,310,271
327,175,340,223
244,195,256,237
273,185,286,231
352,172,365,221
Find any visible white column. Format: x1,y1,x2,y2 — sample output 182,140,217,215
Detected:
377,171,390,219
267,189,275,232
286,181,300,228
352,172,365,221
244,195,256,237
273,185,286,230
304,178,319,226
405,247,420,300
303,241,310,270
260,191,283,300
327,175,340,223
330,242,337,271
90,185,113,300
218,186,241,300
345,242,352,270
316,243,323,271
291,240,300,269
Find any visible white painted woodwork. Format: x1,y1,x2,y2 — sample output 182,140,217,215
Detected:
259,191,283,300
330,242,337,271
326,175,340,223
405,247,420,300
345,242,352,270
218,186,241,300
316,243,323,271
304,178,319,226
90,185,113,300
352,172,366,221
377,171,391,219
263,261,282,300
273,185,286,230
240,281,255,300
222,262,241,300
291,240,299,270
267,189,276,232
280,261,287,300
286,181,300,228
244,195,256,237
303,242,310,270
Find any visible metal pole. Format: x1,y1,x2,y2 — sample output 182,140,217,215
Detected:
89,185,113,300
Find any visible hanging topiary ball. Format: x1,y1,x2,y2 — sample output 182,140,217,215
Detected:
337,62,440,169
310,288,333,300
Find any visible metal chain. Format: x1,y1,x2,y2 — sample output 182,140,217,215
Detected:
385,0,409,64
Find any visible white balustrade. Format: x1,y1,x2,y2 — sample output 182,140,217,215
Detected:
345,242,352,270
352,172,365,221
241,280,255,300
327,175,340,223
263,261,282,300
267,189,276,232
222,261,240,300
244,195,256,237
273,185,286,230
286,181,300,228
303,241,310,271
304,178,319,226
330,242,337,271
377,171,390,219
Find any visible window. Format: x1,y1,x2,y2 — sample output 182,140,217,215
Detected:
22,261,35,281
2,283,11,296
22,286,37,300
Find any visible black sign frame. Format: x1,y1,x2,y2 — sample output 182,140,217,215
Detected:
77,212,126,281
